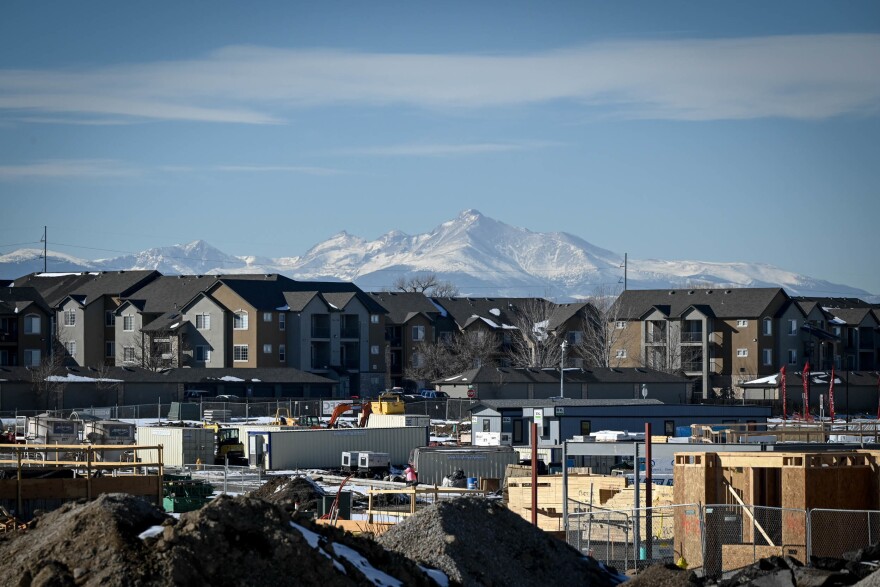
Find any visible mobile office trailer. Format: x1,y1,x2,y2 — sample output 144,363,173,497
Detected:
84,420,137,462
366,414,430,429
409,445,520,487
136,426,214,468
249,426,427,471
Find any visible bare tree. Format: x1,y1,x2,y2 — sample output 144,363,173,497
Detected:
575,285,635,368
405,330,499,386
394,273,459,297
120,325,185,371
30,338,67,410
505,298,565,367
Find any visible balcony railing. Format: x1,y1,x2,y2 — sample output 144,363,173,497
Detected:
340,327,359,339
311,328,330,339
680,332,703,343
681,361,704,372
646,332,667,344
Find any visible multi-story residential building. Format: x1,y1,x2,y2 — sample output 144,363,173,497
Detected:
15,271,160,367
202,275,386,396
0,287,53,367
367,291,447,389
611,287,791,400
115,275,218,368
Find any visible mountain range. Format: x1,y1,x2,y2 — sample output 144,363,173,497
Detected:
1,210,874,302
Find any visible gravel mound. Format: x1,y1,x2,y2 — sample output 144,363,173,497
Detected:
377,496,625,587
626,564,701,587
0,493,166,586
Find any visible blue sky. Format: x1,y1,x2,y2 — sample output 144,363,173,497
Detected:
2,1,879,294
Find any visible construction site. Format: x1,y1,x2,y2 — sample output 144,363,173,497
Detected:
2,398,880,585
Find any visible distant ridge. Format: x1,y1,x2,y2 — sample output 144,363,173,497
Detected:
0,209,874,302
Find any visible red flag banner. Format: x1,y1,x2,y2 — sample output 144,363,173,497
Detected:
780,366,787,421
828,366,835,422
802,362,811,420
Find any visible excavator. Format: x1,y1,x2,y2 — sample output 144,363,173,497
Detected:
327,401,372,428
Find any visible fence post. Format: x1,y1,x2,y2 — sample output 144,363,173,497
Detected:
806,509,812,561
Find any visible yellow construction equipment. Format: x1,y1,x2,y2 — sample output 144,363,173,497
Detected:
370,392,405,415
203,422,246,465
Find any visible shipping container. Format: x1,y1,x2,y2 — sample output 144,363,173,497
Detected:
234,424,303,458
250,426,428,471
366,414,430,429
136,426,215,467
410,446,520,486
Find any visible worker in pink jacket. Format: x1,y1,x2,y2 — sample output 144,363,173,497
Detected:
404,464,418,487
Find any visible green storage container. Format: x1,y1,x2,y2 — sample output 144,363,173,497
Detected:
319,491,351,520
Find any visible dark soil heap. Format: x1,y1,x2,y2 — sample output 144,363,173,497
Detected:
249,474,326,511
377,496,624,587
0,493,166,586
0,493,435,587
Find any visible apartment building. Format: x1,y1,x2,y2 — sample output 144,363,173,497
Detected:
0,286,53,367
611,287,792,400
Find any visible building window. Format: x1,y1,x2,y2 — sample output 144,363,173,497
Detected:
412,325,425,342
615,321,626,329
123,347,135,362
24,349,40,366
65,341,76,359
105,341,115,358
737,348,748,358
263,312,272,322
615,349,627,359
580,420,592,436
24,314,41,334
105,311,116,327
195,314,210,330
762,348,773,366
737,319,748,327
482,419,490,433
263,343,272,354
123,315,134,332
664,420,675,436
412,352,424,368
567,331,584,344
279,313,285,331
370,314,380,324
279,344,286,362
371,345,380,355
788,349,797,364
233,344,249,362
762,318,772,336
833,326,841,337
196,346,211,363
234,311,248,330
789,319,798,335
64,309,76,327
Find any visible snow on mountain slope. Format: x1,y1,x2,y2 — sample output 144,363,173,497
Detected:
0,212,873,301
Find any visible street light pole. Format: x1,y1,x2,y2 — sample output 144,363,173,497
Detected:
560,340,568,398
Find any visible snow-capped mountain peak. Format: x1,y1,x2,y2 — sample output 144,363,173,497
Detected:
0,210,873,301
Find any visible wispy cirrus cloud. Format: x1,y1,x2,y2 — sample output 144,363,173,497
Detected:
0,159,139,180
337,141,559,157
212,164,344,175
0,34,878,124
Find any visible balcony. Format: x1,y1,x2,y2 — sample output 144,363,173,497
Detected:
646,331,667,344
680,331,703,343
311,327,331,339
340,327,359,339
681,360,705,373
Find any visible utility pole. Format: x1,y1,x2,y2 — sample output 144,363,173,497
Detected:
41,226,47,272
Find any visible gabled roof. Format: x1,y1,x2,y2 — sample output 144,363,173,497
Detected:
0,286,52,315
821,307,878,327
122,275,218,314
430,297,546,331
368,292,442,324
614,288,787,320
13,273,102,307
18,271,160,308
791,296,873,309
212,274,385,314
281,291,321,312
141,311,186,333
546,302,593,330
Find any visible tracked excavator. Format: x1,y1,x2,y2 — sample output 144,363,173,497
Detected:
327,401,372,428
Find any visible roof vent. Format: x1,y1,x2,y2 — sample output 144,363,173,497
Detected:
688,290,695,295
669,291,675,295
725,290,732,294
706,290,713,294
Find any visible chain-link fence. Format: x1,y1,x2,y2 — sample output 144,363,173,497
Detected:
808,509,880,560
166,464,267,495
566,502,698,573
568,503,880,577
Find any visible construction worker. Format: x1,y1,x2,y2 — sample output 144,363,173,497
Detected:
404,464,418,487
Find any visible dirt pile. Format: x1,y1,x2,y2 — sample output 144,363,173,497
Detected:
0,493,437,587
377,496,626,587
249,474,325,511
0,493,166,586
